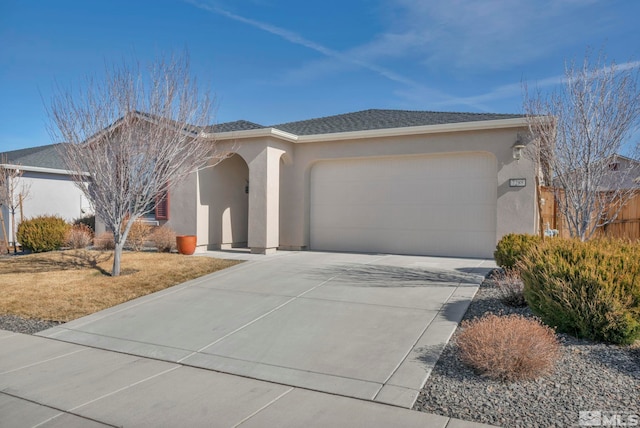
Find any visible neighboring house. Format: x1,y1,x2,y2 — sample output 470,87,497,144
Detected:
155,109,537,258
552,154,640,191
0,144,94,245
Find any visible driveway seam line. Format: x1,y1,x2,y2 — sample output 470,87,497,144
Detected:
0,391,119,428
68,365,181,412
295,294,445,312
37,329,196,355
184,352,385,385
0,348,89,375
46,258,269,332
178,254,391,361
231,387,295,428
371,285,459,401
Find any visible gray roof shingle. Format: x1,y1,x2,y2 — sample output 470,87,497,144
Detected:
0,143,68,170
269,109,524,135
206,120,265,133
4,110,524,169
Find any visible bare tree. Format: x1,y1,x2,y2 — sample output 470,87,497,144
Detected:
0,157,31,252
47,52,224,276
524,51,640,240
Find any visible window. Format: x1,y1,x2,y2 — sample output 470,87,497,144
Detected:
155,189,169,220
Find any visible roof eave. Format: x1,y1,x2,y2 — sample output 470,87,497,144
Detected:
0,163,89,176
207,127,299,142
205,117,529,143
296,117,530,143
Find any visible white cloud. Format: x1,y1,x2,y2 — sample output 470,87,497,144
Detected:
186,0,424,87
423,59,640,109
357,0,612,72
184,0,622,113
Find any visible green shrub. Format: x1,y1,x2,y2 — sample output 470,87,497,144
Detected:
520,239,640,345
494,233,542,270
17,215,70,253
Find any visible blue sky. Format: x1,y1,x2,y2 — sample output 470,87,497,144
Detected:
1,0,639,153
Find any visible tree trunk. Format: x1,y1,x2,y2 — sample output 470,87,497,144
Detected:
112,241,124,277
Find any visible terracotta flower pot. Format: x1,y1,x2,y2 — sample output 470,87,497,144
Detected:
176,235,197,255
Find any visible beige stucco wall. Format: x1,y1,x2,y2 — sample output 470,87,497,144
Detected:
166,173,198,236
196,154,249,249
186,124,537,255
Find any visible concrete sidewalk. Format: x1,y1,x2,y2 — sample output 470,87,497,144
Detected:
38,251,495,408
0,330,493,427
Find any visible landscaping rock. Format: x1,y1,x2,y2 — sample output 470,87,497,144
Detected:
0,315,62,334
413,278,640,427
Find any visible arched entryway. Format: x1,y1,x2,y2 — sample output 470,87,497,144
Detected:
199,154,249,249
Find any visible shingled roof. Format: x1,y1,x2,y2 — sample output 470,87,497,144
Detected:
206,120,266,133
269,109,524,136
0,143,68,170
3,109,524,169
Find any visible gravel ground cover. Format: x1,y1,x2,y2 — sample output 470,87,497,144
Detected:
2,270,638,428
414,274,640,427
0,315,62,334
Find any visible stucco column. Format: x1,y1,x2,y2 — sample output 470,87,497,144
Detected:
248,147,283,254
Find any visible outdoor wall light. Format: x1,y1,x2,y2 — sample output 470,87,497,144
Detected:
512,139,526,162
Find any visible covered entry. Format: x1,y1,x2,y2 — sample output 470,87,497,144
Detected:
309,152,497,258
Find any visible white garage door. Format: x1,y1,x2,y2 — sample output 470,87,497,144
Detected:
310,153,497,258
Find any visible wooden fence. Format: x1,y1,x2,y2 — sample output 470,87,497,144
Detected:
540,187,640,240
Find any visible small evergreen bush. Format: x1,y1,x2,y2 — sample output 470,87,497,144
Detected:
494,233,542,270
149,225,176,252
457,313,560,381
16,215,70,253
65,224,93,249
520,238,640,345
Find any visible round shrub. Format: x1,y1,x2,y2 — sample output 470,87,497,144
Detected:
65,224,94,249
124,220,152,251
520,238,640,345
149,225,176,252
457,313,560,381
17,215,70,253
494,233,542,270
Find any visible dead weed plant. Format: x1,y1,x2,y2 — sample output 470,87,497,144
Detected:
492,269,527,307
149,225,176,252
457,313,560,381
65,224,93,249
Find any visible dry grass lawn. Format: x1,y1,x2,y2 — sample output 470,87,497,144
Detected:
0,250,241,322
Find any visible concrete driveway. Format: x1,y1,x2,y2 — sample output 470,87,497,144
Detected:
38,250,495,409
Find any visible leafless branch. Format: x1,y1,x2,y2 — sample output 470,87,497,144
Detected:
524,49,640,240
0,156,31,251
47,51,225,276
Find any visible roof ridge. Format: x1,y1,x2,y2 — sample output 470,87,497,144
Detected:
269,108,524,136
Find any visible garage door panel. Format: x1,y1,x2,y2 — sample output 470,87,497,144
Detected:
310,153,497,258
